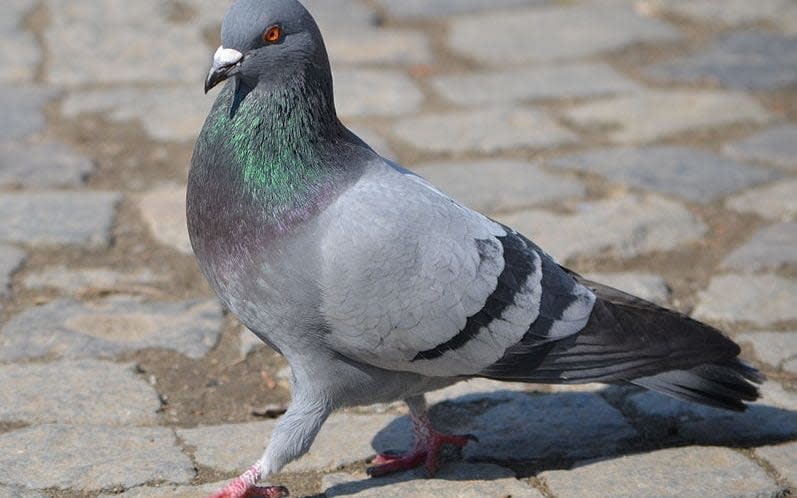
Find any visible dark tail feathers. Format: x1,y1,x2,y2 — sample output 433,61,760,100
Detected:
632,358,763,412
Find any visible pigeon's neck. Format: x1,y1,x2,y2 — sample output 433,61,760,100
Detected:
196,65,343,221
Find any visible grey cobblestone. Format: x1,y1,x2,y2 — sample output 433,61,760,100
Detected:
0,297,224,362
411,160,585,214
0,425,194,491
0,359,161,425
324,463,542,497
136,184,192,254
498,194,708,261
393,107,577,153
0,486,46,498
0,86,57,141
549,146,779,203
45,0,209,86
725,179,797,221
431,63,641,106
541,447,780,498
334,69,424,118
640,0,797,33
645,31,797,91
448,5,680,65
0,0,39,83
326,29,432,68
375,0,547,18
564,90,771,144
0,192,120,248
627,381,797,443
23,266,160,294
0,245,25,297
721,222,797,272
457,392,637,462
694,274,797,326
756,442,797,488
62,87,214,143
723,125,797,171
0,142,95,188
737,331,797,371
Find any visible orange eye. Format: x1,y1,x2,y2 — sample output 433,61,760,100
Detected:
263,25,283,44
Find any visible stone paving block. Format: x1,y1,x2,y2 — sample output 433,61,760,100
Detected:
756,442,797,487
98,482,226,498
721,222,797,272
694,274,797,326
334,69,424,118
0,296,224,361
0,192,120,248
323,463,542,498
646,31,797,91
497,194,708,261
23,266,160,294
627,381,797,444
0,142,95,188
302,0,379,32
431,63,641,106
62,86,215,142
45,0,209,86
725,178,797,221
0,0,39,83
0,486,45,498
393,107,577,153
375,0,548,18
325,29,432,68
0,85,57,141
448,392,637,462
0,245,25,297
178,412,411,474
549,146,778,203
0,359,160,425
584,272,670,304
448,5,680,65
723,125,797,171
411,160,585,214
640,0,795,27
0,425,194,491
564,90,771,144
736,331,797,371
540,447,779,498
136,184,191,254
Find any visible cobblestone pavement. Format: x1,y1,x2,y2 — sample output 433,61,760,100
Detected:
1,0,796,497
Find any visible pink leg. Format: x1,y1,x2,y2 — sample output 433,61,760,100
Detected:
367,396,477,477
207,466,289,498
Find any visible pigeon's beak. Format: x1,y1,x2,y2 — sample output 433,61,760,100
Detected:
205,46,244,94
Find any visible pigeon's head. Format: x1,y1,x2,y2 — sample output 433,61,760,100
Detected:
204,0,330,93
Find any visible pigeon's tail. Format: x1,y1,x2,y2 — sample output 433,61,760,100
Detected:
484,274,762,411
631,358,763,411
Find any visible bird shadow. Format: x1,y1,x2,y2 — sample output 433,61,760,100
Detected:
322,387,797,496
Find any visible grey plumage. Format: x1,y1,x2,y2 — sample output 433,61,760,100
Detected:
188,1,761,496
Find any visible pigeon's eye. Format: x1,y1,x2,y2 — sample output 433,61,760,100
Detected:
263,25,283,44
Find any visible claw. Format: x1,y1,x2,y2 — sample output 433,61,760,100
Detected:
207,467,289,498
367,430,476,478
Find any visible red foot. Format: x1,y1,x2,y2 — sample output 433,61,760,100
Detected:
367,432,477,477
207,467,289,498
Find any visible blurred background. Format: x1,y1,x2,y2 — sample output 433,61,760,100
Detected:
1,0,796,497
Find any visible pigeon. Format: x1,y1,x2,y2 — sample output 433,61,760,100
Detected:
188,1,762,497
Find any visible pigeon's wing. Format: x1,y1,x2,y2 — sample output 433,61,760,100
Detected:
317,163,595,377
